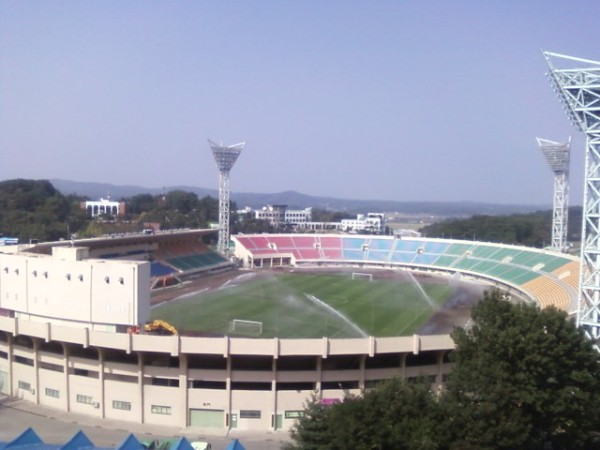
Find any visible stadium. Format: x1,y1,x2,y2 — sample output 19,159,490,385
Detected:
0,230,579,432
0,49,597,435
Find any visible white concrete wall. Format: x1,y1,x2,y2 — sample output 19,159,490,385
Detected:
0,252,149,327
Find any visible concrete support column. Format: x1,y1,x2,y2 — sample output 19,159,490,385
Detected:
271,357,277,430
32,339,40,405
6,334,13,396
226,354,232,429
98,348,105,418
61,343,70,412
137,353,145,424
400,353,407,380
358,355,366,392
316,356,322,395
179,354,188,427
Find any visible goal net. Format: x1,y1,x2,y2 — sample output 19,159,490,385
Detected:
230,319,263,336
351,272,373,281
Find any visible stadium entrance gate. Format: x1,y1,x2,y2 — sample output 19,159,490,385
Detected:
188,409,224,428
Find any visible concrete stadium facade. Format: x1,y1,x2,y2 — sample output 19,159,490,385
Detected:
0,233,579,432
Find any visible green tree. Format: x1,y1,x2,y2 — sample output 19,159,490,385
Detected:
0,179,81,241
285,380,445,450
127,193,157,215
421,208,583,249
164,190,199,214
444,290,600,450
284,393,333,450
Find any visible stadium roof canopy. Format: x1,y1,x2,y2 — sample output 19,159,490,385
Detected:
25,229,217,256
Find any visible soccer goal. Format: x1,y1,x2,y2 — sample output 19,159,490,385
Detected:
230,319,263,336
351,272,373,281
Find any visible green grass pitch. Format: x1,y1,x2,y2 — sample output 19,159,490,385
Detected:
151,272,455,338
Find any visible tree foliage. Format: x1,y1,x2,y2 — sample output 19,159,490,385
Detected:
286,291,600,450
311,208,353,223
285,381,445,450
0,179,75,241
445,291,600,450
421,208,582,247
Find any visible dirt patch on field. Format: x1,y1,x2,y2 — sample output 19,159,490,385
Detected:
150,267,490,335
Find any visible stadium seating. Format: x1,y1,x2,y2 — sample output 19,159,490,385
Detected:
150,261,176,277
320,236,343,259
233,234,580,312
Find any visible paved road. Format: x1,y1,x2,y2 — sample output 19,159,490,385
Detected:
0,396,291,450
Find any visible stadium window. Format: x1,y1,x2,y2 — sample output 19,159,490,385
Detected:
39,361,64,373
76,394,94,404
151,377,179,387
231,381,271,391
231,355,272,371
104,373,138,384
187,354,227,370
188,380,226,390
276,382,315,391
13,335,34,348
18,381,31,391
112,400,131,411
321,355,360,370
405,351,438,367
45,388,60,398
365,354,401,369
276,356,317,371
240,410,261,419
13,355,34,366
284,410,305,419
321,381,359,390
151,405,172,415
0,350,7,359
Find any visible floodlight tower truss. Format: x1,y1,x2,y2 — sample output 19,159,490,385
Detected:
536,137,571,252
208,139,245,255
544,51,600,344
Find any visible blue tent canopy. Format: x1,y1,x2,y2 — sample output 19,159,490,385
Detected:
114,435,143,450
60,431,95,450
224,439,246,450
0,428,45,449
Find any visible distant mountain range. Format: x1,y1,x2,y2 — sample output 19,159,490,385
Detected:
49,178,550,217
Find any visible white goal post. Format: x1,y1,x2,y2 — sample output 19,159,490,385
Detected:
351,272,373,281
230,319,263,336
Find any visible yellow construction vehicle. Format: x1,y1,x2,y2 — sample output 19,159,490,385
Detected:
127,320,178,335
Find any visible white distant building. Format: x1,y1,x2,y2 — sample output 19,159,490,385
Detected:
83,197,125,218
285,207,312,224
341,213,384,233
252,205,312,228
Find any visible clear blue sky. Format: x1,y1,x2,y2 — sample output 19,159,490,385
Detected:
1,1,598,205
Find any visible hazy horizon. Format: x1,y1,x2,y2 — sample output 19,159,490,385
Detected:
1,1,598,205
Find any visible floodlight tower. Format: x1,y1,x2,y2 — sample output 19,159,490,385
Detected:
208,139,245,255
536,137,571,252
544,51,600,343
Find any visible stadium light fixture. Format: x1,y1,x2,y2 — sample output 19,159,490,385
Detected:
208,139,245,255
544,50,600,346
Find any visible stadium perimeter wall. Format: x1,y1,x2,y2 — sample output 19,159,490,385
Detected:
0,233,580,432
